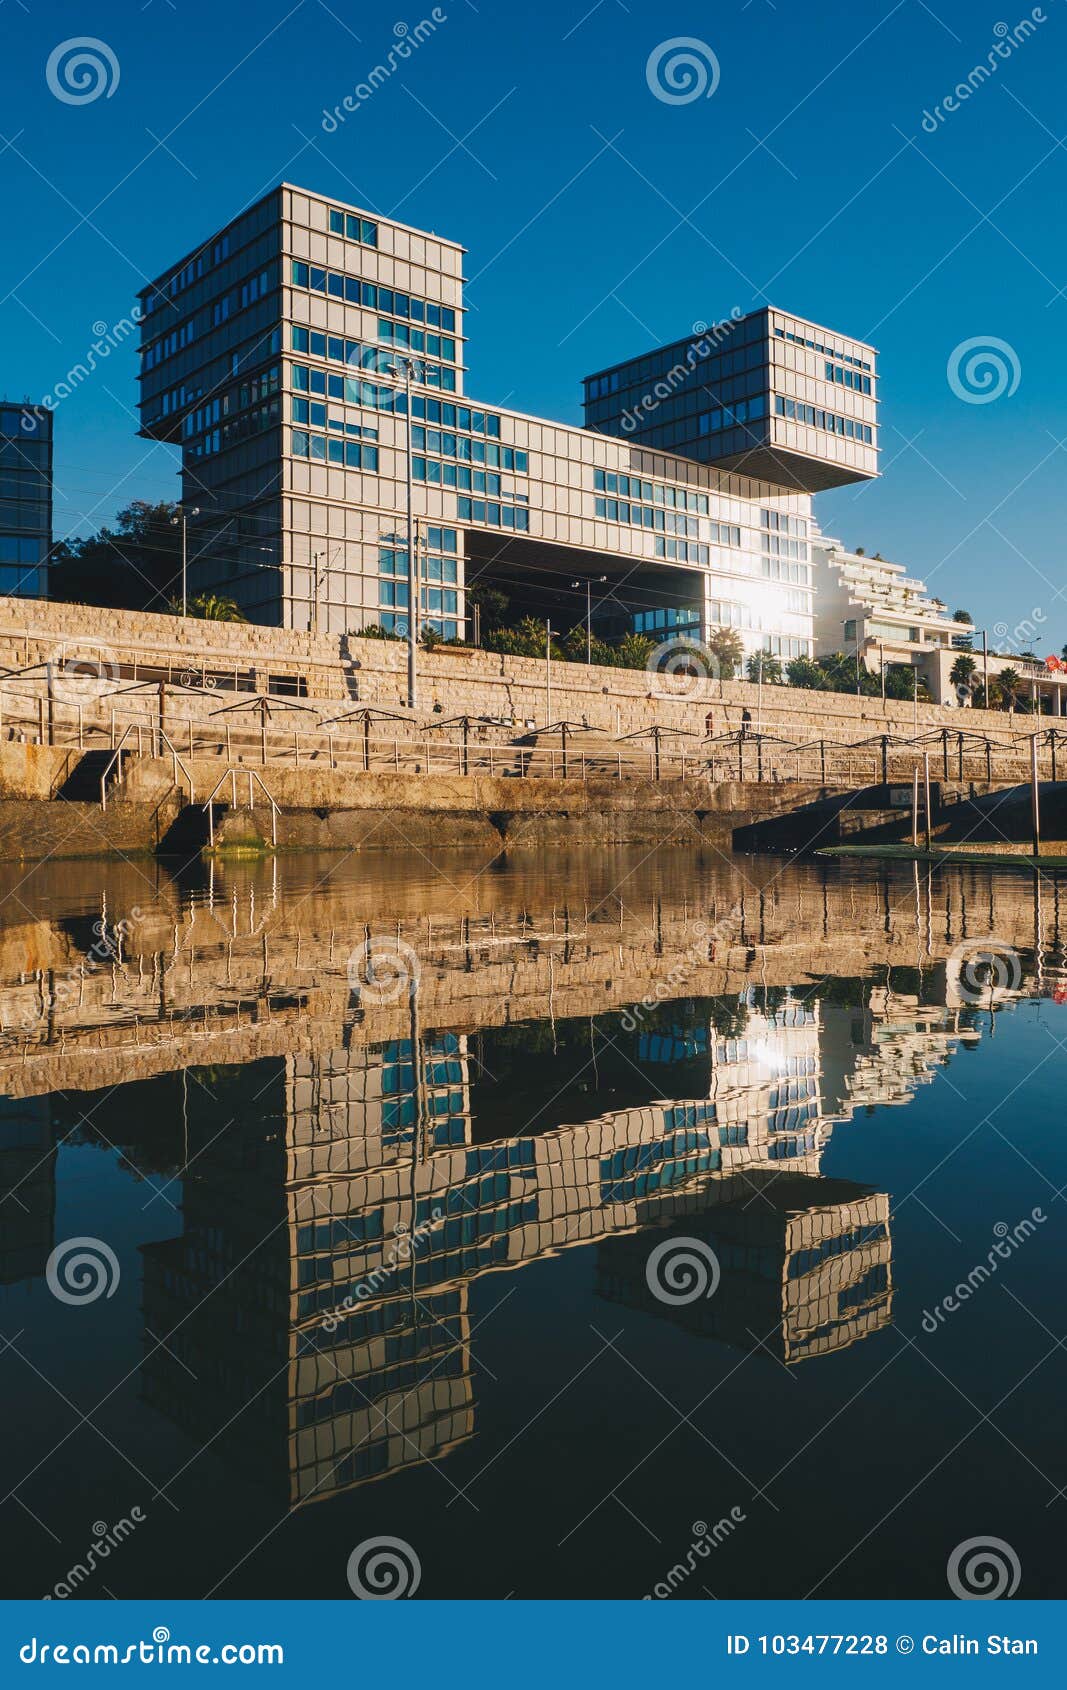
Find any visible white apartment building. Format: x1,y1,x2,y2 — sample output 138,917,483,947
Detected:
137,185,880,665
813,539,1067,710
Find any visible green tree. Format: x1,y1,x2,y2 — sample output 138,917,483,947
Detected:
178,592,247,622
613,630,656,670
467,583,509,639
705,626,745,680
485,616,562,661
950,653,977,691
48,500,182,611
746,651,783,685
784,655,826,690
996,667,1022,711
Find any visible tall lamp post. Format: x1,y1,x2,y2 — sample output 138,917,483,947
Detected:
570,574,607,663
388,355,425,709
170,505,200,617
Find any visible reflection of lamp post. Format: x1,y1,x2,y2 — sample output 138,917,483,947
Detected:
387,356,426,709
170,506,200,617
570,574,607,663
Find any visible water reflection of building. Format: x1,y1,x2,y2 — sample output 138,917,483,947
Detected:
139,991,912,1512
0,1098,55,1284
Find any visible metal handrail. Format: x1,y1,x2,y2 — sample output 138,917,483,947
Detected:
99,723,196,809
203,767,279,847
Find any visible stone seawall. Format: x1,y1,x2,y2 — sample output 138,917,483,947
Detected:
0,593,1027,747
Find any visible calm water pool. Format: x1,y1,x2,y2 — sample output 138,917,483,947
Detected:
0,848,1064,1600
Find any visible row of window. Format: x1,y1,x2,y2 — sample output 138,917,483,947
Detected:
0,561,43,596
291,429,379,469
0,501,48,533
709,599,758,631
632,607,701,634
825,361,873,394
0,407,46,437
761,509,808,537
377,611,460,640
291,398,378,439
290,261,456,333
183,364,282,440
289,339,456,393
0,438,47,468
761,534,809,561
774,325,872,372
327,207,378,246
414,458,509,496
594,497,702,539
186,396,281,459
774,395,875,443
697,394,767,435
760,634,814,657
0,535,45,564
145,233,231,315
377,319,456,360
593,468,709,513
378,579,459,615
456,496,529,532
586,334,771,405
413,427,527,471
656,537,709,565
761,556,811,585
143,266,278,370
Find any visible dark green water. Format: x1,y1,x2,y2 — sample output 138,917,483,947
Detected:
0,848,1065,1599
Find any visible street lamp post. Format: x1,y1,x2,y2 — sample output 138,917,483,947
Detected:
571,574,607,663
170,506,200,617
388,355,425,710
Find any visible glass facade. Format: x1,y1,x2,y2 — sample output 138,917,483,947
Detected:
0,405,51,598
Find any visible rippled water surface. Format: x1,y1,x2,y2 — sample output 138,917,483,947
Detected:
0,847,1065,1599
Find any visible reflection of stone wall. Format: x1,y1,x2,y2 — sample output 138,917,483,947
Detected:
0,854,1055,1101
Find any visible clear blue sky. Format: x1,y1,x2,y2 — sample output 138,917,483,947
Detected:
3,0,1066,642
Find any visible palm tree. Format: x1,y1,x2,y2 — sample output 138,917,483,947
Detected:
950,654,977,695
705,626,745,680
997,667,1022,712
174,592,247,622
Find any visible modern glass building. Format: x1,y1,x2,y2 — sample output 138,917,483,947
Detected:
0,402,52,598
582,307,878,492
136,186,879,661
